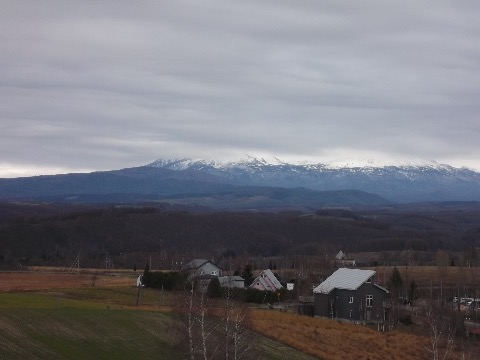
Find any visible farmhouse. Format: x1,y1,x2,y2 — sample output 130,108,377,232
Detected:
334,250,356,267
313,268,388,322
182,259,222,278
250,269,283,292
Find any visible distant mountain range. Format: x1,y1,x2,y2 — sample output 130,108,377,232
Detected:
1,157,480,210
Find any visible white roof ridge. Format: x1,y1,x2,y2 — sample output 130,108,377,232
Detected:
313,268,376,294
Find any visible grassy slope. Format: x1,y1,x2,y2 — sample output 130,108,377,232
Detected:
3,284,473,360
0,308,178,360
0,289,316,360
249,309,473,360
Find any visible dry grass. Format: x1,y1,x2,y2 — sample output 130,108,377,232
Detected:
366,266,480,287
0,270,136,292
3,267,475,359
249,309,463,360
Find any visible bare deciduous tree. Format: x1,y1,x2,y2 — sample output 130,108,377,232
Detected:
435,250,449,306
176,281,253,360
221,287,253,360
423,306,455,360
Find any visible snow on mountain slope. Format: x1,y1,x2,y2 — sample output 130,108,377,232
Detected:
146,156,480,202
147,156,467,174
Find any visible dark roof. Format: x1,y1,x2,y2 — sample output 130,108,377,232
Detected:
183,259,209,270
183,259,222,271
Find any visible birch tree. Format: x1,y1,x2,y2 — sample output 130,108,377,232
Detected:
176,280,253,360
423,306,455,360
221,287,253,360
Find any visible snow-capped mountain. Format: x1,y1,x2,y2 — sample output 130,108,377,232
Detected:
0,156,479,207
147,156,480,202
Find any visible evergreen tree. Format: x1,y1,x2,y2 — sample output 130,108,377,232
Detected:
389,266,403,291
242,264,254,286
206,277,222,298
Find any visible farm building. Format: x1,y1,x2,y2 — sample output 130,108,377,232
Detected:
182,259,222,278
250,269,283,292
313,268,388,322
334,250,356,267
219,275,245,288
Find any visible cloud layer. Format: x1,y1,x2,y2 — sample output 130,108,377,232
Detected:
2,1,480,176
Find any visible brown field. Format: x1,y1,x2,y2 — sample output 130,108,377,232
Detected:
249,309,464,360
366,266,480,287
0,269,136,292
2,266,479,360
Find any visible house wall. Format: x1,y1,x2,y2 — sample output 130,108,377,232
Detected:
261,274,277,290
314,293,332,317
251,281,267,291
332,289,356,320
349,283,387,322
250,270,282,291
197,262,222,276
229,280,244,288
219,277,244,288
314,283,387,322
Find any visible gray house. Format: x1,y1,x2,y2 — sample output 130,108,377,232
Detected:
313,268,388,322
183,259,223,278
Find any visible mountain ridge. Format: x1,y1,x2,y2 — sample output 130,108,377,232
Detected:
145,157,480,202
1,157,479,207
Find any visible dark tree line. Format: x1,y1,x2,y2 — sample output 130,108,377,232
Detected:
0,204,479,268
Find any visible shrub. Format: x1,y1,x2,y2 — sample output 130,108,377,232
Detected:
206,277,222,298
399,314,413,325
142,271,187,290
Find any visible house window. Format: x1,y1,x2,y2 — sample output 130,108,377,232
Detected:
211,270,217,276
366,277,372,283
349,296,354,304
366,295,373,307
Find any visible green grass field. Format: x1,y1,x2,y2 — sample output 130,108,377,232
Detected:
0,287,317,359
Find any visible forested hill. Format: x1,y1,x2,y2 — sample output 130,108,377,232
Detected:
2,157,480,207
1,203,479,269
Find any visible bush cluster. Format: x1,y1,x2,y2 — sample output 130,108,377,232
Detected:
212,287,289,304
142,271,187,290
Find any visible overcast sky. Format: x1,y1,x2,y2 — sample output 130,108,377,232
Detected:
2,1,480,177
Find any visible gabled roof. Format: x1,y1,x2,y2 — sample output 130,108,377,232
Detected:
250,269,283,291
255,276,272,290
313,268,376,294
335,250,346,260
183,259,221,270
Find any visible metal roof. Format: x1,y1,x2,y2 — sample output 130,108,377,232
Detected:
183,259,222,271
313,268,376,294
250,269,283,291
183,259,209,270
218,276,244,286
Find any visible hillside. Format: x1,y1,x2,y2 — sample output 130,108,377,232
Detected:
1,157,480,209
1,203,479,269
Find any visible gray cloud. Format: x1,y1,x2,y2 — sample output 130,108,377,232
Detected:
1,0,480,176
